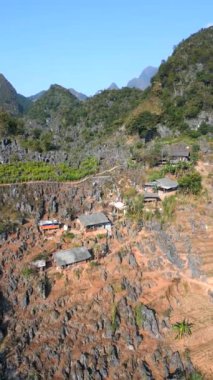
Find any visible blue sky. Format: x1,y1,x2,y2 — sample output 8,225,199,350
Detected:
0,0,212,96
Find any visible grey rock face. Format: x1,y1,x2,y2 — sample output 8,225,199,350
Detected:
140,305,160,338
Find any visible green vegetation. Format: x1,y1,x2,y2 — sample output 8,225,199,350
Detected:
161,195,177,223
89,261,101,268
125,27,213,141
188,371,205,380
0,157,99,184
156,27,213,130
62,232,75,242
82,87,145,134
179,172,202,195
33,251,49,261
111,303,119,333
148,161,202,196
126,194,144,222
134,303,144,327
0,220,18,235
127,111,160,141
22,267,36,278
148,161,192,181
20,131,56,152
0,112,24,138
27,84,81,126
172,319,193,339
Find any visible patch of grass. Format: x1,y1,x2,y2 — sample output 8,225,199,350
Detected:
161,195,177,223
112,282,123,293
134,303,144,327
96,233,106,240
62,232,75,242
89,261,100,268
111,303,119,334
33,251,49,261
21,267,36,278
188,370,205,380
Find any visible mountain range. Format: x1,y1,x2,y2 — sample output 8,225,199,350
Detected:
0,26,212,167
0,64,158,111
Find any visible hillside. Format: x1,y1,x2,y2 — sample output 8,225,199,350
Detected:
126,27,213,138
0,152,212,379
0,74,31,115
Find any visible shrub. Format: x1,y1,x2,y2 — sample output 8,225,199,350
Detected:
179,172,202,195
22,267,35,278
126,194,144,222
172,319,193,339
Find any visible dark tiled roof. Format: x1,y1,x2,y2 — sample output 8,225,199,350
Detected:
78,212,110,227
170,145,190,157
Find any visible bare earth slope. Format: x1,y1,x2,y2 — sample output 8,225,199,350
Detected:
0,160,212,379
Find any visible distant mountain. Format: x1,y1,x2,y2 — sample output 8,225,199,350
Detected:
69,88,88,101
27,84,81,127
127,66,158,90
29,90,46,102
0,73,31,114
29,88,88,103
107,83,119,90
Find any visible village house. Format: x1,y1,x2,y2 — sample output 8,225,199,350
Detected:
77,212,112,232
38,220,60,231
156,177,178,192
160,144,190,164
144,177,178,193
169,145,190,163
143,192,161,202
54,247,91,269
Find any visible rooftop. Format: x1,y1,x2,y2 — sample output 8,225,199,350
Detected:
144,192,160,200
54,247,91,267
78,212,110,227
162,144,190,158
39,220,59,226
170,145,190,157
156,177,178,189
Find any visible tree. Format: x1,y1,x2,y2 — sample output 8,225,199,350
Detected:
179,172,202,195
172,319,193,339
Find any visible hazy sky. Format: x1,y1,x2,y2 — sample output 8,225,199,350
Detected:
0,0,212,96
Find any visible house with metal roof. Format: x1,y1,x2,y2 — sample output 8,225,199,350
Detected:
77,212,111,231
54,247,91,268
144,177,178,193
156,177,178,191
